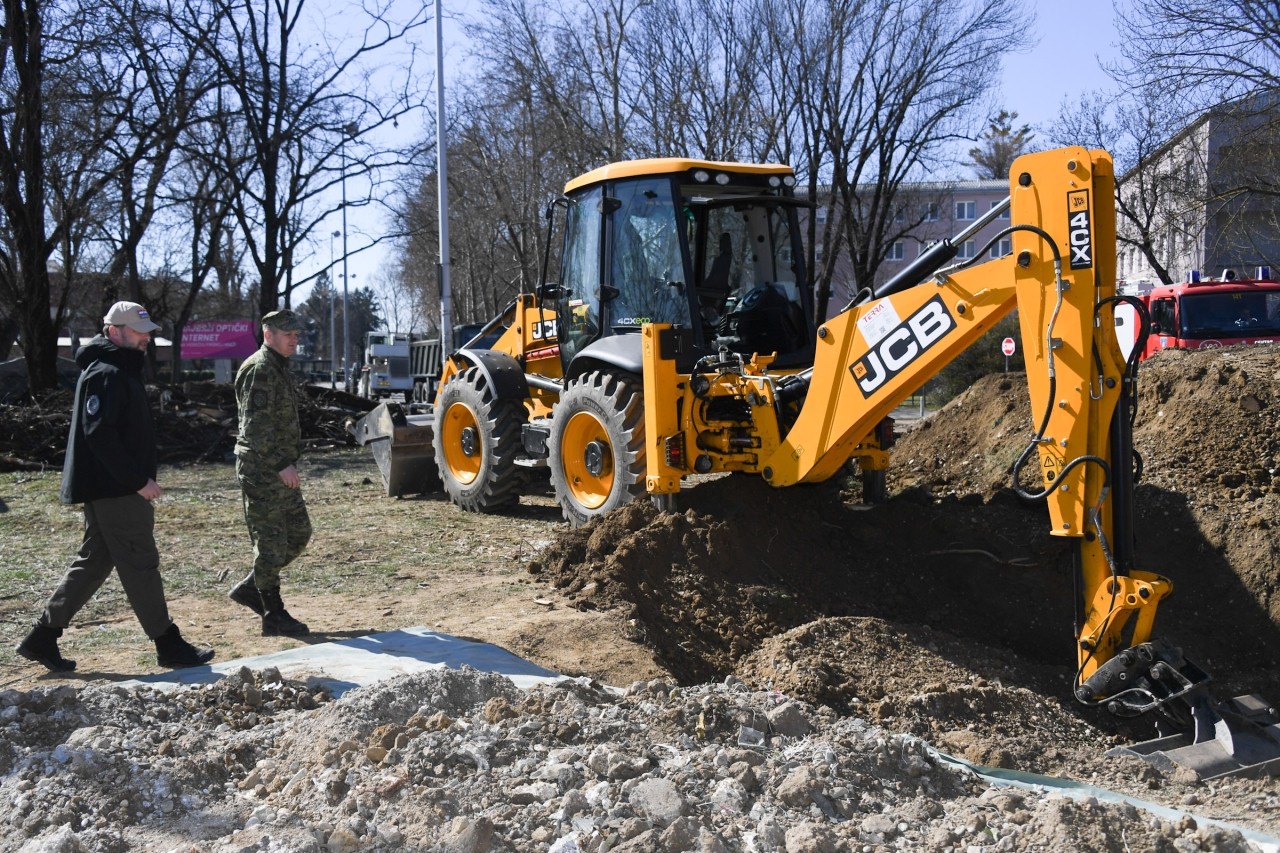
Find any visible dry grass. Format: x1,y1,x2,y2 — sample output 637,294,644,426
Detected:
1,449,567,680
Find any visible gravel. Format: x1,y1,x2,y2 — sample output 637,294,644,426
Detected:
2,665,1272,852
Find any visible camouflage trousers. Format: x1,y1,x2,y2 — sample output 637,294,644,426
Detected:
236,456,313,589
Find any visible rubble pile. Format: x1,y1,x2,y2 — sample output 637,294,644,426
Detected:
1,668,1266,852
0,382,372,472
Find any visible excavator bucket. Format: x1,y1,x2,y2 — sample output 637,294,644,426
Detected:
1107,693,1280,780
349,402,440,497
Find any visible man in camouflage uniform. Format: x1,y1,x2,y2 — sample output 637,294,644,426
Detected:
229,309,312,636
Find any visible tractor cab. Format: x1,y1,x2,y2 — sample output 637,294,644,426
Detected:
549,159,815,373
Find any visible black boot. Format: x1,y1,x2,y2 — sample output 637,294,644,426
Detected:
16,623,76,672
260,587,310,637
154,623,215,668
228,572,265,616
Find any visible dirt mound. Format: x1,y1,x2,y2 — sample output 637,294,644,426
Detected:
531,345,1280,767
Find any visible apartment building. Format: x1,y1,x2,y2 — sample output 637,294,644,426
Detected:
819,179,1012,311
1117,93,1280,286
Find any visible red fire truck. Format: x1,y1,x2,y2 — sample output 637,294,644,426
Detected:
1115,269,1280,361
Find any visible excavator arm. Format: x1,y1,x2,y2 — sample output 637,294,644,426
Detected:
641,147,1280,777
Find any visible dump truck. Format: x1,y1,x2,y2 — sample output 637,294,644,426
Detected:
358,332,414,399
354,324,504,405
353,147,1280,777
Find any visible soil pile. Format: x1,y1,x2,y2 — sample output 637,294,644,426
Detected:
533,345,1280,783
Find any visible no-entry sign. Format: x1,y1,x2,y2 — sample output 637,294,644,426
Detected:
1001,337,1016,356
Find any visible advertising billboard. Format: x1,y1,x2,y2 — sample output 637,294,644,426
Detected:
181,319,259,360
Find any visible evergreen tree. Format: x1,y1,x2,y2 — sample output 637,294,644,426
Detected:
969,111,1036,179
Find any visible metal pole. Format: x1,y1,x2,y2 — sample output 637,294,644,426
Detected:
436,0,453,352
329,230,338,387
341,136,351,392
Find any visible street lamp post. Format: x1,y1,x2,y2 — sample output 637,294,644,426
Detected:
340,122,358,392
329,230,339,387
435,0,453,353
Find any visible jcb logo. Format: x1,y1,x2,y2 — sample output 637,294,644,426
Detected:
851,296,955,397
532,319,558,341
1068,190,1092,269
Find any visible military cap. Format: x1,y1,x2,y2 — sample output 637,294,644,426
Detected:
262,309,304,332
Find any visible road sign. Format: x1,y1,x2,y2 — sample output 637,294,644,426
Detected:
1001,337,1016,356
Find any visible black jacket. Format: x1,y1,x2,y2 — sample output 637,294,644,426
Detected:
60,334,158,504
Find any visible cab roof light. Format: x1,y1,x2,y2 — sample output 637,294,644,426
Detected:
692,169,710,183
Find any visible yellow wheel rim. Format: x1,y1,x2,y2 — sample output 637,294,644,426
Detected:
440,401,480,485
561,410,613,509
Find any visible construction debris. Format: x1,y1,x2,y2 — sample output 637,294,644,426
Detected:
0,381,375,472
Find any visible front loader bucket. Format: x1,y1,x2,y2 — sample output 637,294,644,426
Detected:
1107,694,1280,780
349,402,440,497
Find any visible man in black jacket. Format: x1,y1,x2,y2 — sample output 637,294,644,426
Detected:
15,301,215,671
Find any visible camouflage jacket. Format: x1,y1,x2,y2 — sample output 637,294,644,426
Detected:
234,344,302,471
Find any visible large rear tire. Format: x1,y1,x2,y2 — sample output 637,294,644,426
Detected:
433,366,529,511
549,371,647,527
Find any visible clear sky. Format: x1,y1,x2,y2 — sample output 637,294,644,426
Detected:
996,0,1123,136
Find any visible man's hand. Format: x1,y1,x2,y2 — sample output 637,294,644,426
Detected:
137,479,163,501
278,465,301,489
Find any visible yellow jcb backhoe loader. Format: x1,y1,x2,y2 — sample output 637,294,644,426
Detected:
353,147,1280,778
637,146,1280,779
354,157,820,523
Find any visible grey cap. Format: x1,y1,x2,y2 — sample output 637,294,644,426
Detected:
262,309,304,332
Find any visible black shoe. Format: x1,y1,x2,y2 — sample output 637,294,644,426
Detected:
228,573,265,616
260,587,310,637
154,623,215,668
16,623,76,672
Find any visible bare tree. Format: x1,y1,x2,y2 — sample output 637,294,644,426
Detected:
1049,89,1200,286
1115,0,1280,107
627,0,776,160
762,0,1021,318
173,0,435,321
1,0,142,393
1051,0,1280,284
395,0,1022,333
467,0,634,168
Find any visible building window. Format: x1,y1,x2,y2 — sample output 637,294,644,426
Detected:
955,201,976,221
989,238,1012,259
815,208,828,225
887,241,905,261
924,202,940,221
956,240,976,259
990,200,1010,219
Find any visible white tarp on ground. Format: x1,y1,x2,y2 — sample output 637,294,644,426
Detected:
122,626,564,696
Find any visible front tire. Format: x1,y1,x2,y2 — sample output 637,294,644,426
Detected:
549,371,647,527
433,366,529,511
